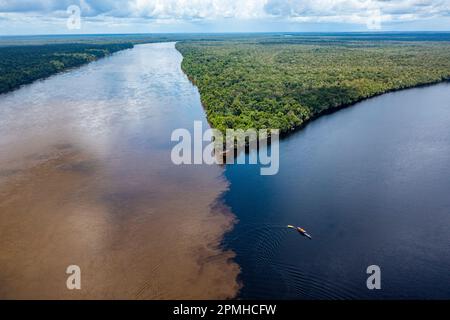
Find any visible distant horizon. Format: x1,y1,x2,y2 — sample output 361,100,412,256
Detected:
3,30,450,38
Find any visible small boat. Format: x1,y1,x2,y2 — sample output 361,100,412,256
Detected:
288,225,312,240
218,149,232,156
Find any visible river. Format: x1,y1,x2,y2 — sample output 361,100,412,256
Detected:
0,43,239,299
224,82,450,299
1,42,449,299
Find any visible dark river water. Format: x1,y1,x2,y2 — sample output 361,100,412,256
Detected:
224,83,450,299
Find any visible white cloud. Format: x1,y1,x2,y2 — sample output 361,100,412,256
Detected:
0,0,268,19
0,0,450,33
124,0,267,20
1,0,449,21
264,0,450,24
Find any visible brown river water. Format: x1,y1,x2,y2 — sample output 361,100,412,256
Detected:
0,43,240,299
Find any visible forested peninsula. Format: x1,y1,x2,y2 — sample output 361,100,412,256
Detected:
0,43,133,95
3,34,450,135
177,39,450,134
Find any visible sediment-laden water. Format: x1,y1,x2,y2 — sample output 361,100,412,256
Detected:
0,43,240,299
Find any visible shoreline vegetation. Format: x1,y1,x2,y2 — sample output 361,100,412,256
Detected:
2,34,450,146
3,33,450,136
0,43,133,95
176,38,450,135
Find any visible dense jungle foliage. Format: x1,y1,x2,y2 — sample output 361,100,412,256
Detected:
177,40,450,133
0,43,133,94
3,33,450,134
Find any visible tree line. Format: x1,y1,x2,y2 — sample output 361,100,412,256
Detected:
0,43,133,95
177,39,450,134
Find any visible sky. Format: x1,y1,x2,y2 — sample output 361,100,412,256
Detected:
0,0,450,35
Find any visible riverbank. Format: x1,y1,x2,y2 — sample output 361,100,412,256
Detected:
0,43,133,95
176,39,450,135
279,77,450,139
